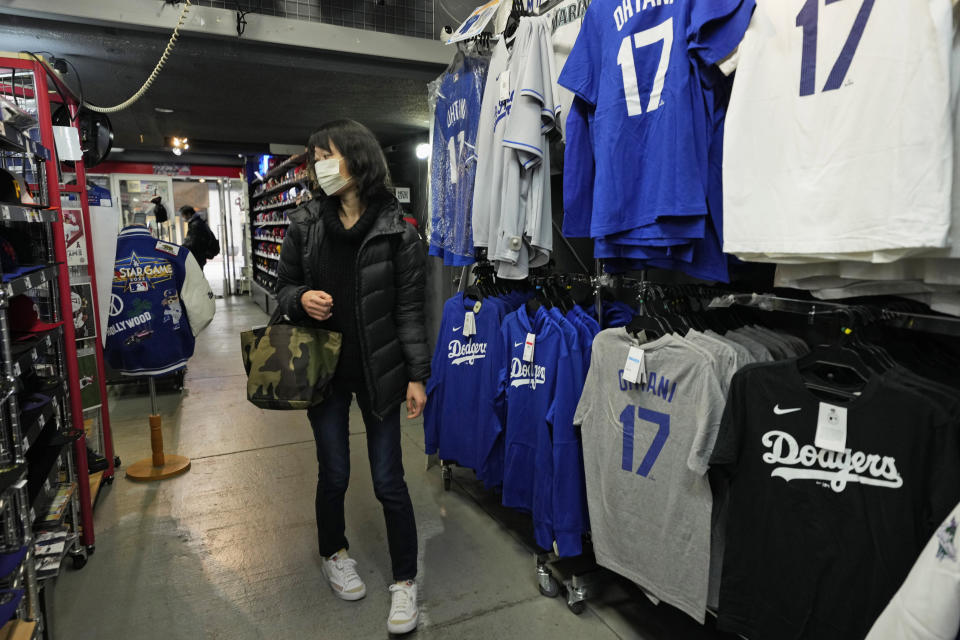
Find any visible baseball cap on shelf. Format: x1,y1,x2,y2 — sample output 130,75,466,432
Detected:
0,168,37,206
8,295,61,339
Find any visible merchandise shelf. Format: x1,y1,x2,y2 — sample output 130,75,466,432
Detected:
253,220,290,228
252,200,298,214
254,252,279,261
0,122,48,159
20,396,60,455
0,205,57,225
252,152,307,185
9,328,61,378
2,265,57,298
251,176,306,201
0,465,26,498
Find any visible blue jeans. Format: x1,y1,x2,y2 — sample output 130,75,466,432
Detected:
307,386,418,581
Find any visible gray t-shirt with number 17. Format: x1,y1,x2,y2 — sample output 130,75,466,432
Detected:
574,328,726,624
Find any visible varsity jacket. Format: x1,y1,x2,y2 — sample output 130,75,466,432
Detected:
104,225,215,376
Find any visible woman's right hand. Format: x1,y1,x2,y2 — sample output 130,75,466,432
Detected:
300,290,333,321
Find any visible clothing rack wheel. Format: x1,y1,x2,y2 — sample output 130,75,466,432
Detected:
440,460,454,491
536,554,560,598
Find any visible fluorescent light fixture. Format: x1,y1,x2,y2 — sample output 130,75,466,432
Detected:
155,107,175,114
111,147,126,153
415,143,430,160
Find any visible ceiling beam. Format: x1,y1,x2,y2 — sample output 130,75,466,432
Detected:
0,0,450,68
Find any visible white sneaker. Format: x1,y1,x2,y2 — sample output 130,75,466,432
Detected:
321,549,366,601
387,580,419,634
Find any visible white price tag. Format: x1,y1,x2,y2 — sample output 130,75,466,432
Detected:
622,346,646,385
23,276,31,289
0,205,9,220
499,69,511,103
463,311,477,337
815,402,848,453
522,332,535,363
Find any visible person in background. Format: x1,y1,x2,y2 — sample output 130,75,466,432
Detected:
180,205,220,269
275,119,429,635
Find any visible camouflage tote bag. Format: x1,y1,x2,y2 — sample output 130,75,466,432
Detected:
240,321,342,410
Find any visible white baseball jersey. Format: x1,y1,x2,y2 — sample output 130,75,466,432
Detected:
723,0,953,260
544,0,592,140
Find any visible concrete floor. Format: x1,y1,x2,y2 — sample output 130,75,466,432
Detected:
53,296,735,640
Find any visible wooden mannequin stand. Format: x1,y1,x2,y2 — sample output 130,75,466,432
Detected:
125,377,191,482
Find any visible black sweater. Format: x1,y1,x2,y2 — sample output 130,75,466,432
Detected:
315,202,379,390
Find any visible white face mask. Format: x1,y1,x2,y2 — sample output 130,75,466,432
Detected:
314,158,352,196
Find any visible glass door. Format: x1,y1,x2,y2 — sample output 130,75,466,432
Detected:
110,175,178,242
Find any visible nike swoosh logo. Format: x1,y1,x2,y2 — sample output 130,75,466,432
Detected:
773,405,801,415
453,326,462,332
514,342,524,348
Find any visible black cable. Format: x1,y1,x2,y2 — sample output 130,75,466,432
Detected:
61,58,84,109
19,51,77,122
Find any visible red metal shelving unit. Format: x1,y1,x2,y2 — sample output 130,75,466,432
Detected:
1,53,117,551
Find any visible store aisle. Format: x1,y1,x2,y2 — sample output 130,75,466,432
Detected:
53,296,730,640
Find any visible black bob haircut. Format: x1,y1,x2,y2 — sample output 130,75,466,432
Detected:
307,119,391,203
178,205,196,218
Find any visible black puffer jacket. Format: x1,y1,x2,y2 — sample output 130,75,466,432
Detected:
275,191,430,419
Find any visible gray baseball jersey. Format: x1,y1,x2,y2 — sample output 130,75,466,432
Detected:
471,39,509,250
493,15,557,279
574,329,726,623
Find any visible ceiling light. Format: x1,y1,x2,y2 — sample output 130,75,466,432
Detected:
198,178,206,183
155,107,175,114
183,143,190,150
111,147,126,153
415,143,430,160
172,147,182,156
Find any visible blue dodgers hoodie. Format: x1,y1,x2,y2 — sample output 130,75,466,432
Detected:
496,304,586,556
424,292,509,477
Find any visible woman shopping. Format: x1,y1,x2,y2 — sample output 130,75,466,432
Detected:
275,119,430,635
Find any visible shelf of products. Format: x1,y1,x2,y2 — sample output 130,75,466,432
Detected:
247,153,311,314
0,206,56,225
9,329,60,379
252,152,307,186
0,53,114,636
2,266,57,298
0,122,47,159
252,200,299,214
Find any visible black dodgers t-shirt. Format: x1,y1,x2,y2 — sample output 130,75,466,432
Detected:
710,360,960,640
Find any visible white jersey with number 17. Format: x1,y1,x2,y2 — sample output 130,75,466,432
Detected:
723,0,953,261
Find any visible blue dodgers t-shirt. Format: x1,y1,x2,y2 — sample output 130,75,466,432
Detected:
424,293,509,476
430,54,488,266
559,0,755,239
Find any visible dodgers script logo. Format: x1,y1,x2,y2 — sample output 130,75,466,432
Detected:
761,431,902,493
510,357,546,389
448,340,486,366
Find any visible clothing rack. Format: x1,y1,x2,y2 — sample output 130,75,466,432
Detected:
708,293,960,338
